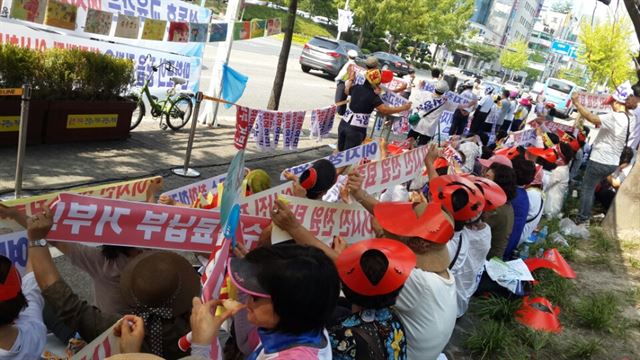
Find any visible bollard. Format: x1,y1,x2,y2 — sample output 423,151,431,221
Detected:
172,91,203,178
14,84,31,199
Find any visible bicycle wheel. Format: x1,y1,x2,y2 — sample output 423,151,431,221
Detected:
128,96,145,130
165,95,193,131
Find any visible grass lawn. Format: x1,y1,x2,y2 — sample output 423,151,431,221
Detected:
444,199,640,359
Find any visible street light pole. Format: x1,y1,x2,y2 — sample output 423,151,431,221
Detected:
336,0,350,41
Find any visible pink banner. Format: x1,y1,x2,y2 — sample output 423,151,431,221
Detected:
576,92,610,114
48,194,270,253
356,145,429,194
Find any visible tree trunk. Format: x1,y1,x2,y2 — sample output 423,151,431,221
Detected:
267,0,298,110
431,45,440,67
357,29,365,48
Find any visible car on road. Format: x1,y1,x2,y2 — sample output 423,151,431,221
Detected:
359,52,412,76
299,37,361,78
461,69,482,79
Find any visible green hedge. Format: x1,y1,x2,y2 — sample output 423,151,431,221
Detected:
0,44,134,100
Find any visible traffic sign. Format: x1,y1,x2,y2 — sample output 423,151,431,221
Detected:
0,88,23,96
550,40,577,59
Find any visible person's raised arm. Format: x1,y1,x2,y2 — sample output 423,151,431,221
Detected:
270,200,339,261
424,143,441,181
26,208,60,290
0,202,28,228
348,171,378,214
571,92,601,126
376,101,412,116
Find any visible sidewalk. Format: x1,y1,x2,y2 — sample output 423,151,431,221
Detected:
0,117,337,197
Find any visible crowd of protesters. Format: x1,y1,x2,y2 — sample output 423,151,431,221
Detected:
1,62,639,360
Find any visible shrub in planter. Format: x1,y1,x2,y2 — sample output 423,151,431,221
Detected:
0,44,44,88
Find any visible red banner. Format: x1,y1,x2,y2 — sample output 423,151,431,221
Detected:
48,194,271,252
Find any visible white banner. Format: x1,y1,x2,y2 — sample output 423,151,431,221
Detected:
356,145,428,194
503,128,538,147
239,182,295,218
71,325,119,360
280,141,381,180
0,20,202,95
271,195,374,245
337,9,353,33
0,231,28,275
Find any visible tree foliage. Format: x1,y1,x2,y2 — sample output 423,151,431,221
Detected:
299,0,335,18
557,67,587,87
468,42,500,63
500,40,529,72
551,0,573,14
578,18,637,90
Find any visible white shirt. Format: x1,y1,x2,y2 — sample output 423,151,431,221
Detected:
458,141,481,173
519,188,544,247
448,225,492,317
0,273,47,360
334,59,355,82
478,94,494,113
412,93,450,137
461,89,478,113
629,107,640,150
505,99,517,121
544,164,570,218
590,111,636,166
395,268,457,360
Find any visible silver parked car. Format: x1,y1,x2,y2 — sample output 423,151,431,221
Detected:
299,37,361,78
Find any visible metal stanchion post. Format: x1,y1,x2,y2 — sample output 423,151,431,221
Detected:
172,92,202,178
14,84,31,199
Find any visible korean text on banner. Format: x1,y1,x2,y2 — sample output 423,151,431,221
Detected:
271,195,374,245
309,105,336,141
235,106,260,150
356,145,429,194
162,171,247,205
240,182,295,219
576,92,610,114
280,141,381,180
0,21,201,97
71,325,119,360
503,128,538,147
0,176,163,232
48,194,271,253
0,231,28,274
527,119,576,136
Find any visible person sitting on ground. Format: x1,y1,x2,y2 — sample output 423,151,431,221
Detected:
515,160,542,247
595,146,634,210
339,57,412,151
501,158,537,259
26,209,200,359
329,239,414,360
543,136,576,218
0,254,46,360
479,156,517,260
189,244,340,359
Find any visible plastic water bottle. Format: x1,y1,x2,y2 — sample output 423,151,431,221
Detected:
536,247,545,258
520,233,537,260
538,226,548,242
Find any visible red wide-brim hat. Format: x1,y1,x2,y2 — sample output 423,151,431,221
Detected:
373,202,454,244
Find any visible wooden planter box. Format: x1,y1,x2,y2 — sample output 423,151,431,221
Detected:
43,99,136,144
0,98,48,146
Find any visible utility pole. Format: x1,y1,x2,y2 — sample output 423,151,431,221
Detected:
336,0,350,41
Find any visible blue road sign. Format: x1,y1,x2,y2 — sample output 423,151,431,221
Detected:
550,40,577,59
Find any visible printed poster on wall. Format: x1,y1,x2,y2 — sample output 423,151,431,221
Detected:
233,21,250,40
209,22,227,42
114,14,140,38
9,0,46,23
84,8,112,35
141,18,167,40
169,21,189,42
189,22,208,42
266,18,281,36
44,0,77,30
250,19,265,38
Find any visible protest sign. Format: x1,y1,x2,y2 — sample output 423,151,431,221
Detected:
0,231,28,274
9,0,47,23
162,171,248,205
84,8,113,35
141,18,167,40
576,92,609,114
503,128,538,147
527,119,576,136
114,14,140,38
44,0,78,30
235,106,260,149
0,176,163,232
386,78,408,92
189,22,208,42
209,22,228,42
380,87,410,120
71,325,119,360
356,145,429,194
271,195,374,245
168,21,189,42
48,193,271,253
280,141,381,180
309,105,336,141
239,182,295,218
437,110,454,141
0,21,202,97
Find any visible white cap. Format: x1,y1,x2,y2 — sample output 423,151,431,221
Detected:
347,49,358,59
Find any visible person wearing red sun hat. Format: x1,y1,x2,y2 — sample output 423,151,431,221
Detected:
328,238,416,359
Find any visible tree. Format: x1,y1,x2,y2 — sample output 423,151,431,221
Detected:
299,0,335,18
578,18,636,90
557,67,586,86
551,0,573,14
499,40,529,81
267,0,298,110
468,42,499,64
